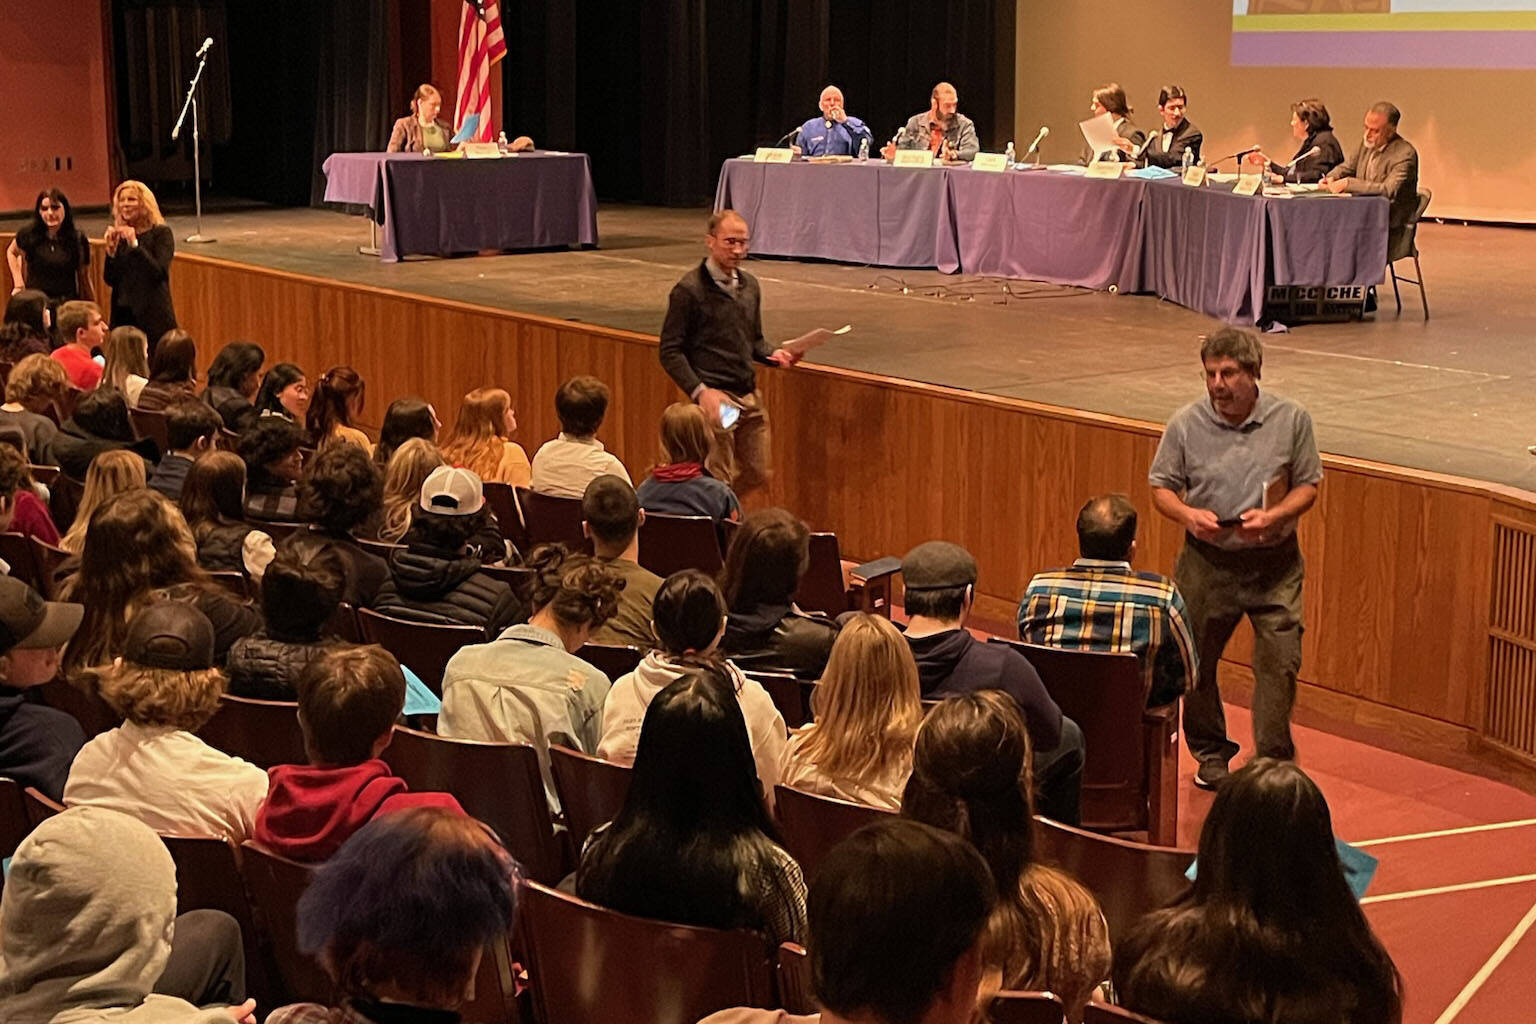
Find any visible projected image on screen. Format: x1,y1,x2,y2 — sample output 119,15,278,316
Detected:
1232,0,1536,68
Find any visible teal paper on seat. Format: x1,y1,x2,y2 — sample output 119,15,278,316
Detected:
402,665,443,717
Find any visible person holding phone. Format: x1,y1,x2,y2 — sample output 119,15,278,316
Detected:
657,209,801,500
1147,329,1321,791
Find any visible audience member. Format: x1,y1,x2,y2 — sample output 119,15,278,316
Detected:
180,450,273,576
58,448,148,555
203,340,265,431
103,180,178,352
901,540,1084,826
308,364,373,454
148,399,223,501
52,387,157,480
781,613,921,809
439,386,531,486
700,818,996,1024
375,437,445,543
225,540,346,700
0,353,66,465
254,362,311,426
0,575,84,801
577,667,806,946
581,473,662,648
530,375,629,496
7,188,92,306
101,324,151,406
372,395,440,469
720,508,838,679
295,443,389,606
1019,493,1196,708
61,489,262,670
372,467,525,636
50,300,107,391
635,401,741,525
0,442,61,545
0,806,256,1024
64,601,269,841
599,569,786,798
1113,758,1403,1024
903,691,1110,1020
0,289,51,362
264,807,517,1024
237,415,306,521
440,544,620,801
254,646,462,861
135,328,198,411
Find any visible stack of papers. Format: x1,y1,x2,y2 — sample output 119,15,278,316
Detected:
1128,166,1179,180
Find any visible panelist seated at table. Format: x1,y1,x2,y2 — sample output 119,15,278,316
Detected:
793,86,873,157
1138,85,1202,168
1086,82,1145,163
387,83,534,155
1246,98,1345,184
1320,101,1419,255
881,81,979,163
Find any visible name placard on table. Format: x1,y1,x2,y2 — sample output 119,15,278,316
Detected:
893,149,936,168
1085,161,1126,180
754,147,794,163
1182,165,1207,187
971,153,1010,173
1233,173,1264,196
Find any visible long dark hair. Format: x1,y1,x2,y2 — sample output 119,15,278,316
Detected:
206,341,265,394
255,362,306,417
148,329,197,384
576,666,784,931
180,450,248,534
719,507,809,612
23,188,80,244
1,290,50,355
374,396,437,467
308,364,365,440
1113,759,1403,1024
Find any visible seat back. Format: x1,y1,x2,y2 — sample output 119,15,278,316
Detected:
27,537,72,599
198,694,307,770
515,487,591,552
795,532,847,617
26,463,59,486
479,562,536,601
1083,1004,1169,1024
575,643,645,681
548,745,632,848
0,532,41,591
238,841,332,1004
22,785,64,827
638,513,724,577
749,670,812,730
991,639,1152,833
382,726,567,883
1033,816,1194,944
326,602,362,643
518,880,776,1024
481,480,527,553
128,407,170,452
206,570,252,599
773,785,892,882
38,677,120,737
987,991,1067,1024
776,942,817,1015
356,608,482,694
0,776,31,857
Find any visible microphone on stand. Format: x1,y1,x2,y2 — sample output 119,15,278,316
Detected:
195,36,213,59
1284,145,1321,178
774,126,800,148
1021,125,1049,160
1209,146,1261,171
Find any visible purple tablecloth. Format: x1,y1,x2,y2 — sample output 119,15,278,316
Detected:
713,158,1388,323
321,152,599,262
714,158,952,268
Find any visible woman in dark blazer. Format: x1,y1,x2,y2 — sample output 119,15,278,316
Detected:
1252,97,1345,184
102,180,177,355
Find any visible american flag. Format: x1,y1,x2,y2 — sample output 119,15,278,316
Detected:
456,0,506,143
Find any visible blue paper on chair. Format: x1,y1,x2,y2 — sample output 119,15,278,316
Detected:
1128,165,1179,180
402,666,442,717
450,114,481,145
1185,838,1379,900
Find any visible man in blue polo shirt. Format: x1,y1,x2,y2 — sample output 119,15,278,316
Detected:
793,86,873,157
1149,329,1322,791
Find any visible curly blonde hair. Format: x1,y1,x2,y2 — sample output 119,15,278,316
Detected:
4,353,68,407
93,660,228,731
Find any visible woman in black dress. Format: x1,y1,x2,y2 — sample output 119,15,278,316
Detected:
102,180,177,355
6,189,93,310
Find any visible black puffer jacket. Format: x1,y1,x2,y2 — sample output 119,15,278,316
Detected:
721,601,839,680
51,419,156,479
372,546,525,639
226,634,341,701
204,384,257,432
194,522,256,573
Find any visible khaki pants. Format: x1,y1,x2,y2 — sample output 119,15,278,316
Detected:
705,390,771,497
1174,535,1304,764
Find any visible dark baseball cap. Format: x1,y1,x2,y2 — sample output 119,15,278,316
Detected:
123,602,216,671
0,575,83,655
901,541,978,591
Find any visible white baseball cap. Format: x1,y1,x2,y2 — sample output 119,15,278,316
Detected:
419,465,485,516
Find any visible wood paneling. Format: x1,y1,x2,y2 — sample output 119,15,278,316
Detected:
12,240,1536,779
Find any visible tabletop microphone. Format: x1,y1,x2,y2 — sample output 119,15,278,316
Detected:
1285,146,1321,169
1211,145,1260,170
774,126,799,148
195,36,213,59
1022,125,1049,158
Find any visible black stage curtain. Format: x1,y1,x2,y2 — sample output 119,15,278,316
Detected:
309,0,391,205
503,0,1004,206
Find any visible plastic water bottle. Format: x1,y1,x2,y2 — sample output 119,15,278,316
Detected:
857,137,870,163
1005,141,1016,168
497,131,508,155
1183,147,1194,170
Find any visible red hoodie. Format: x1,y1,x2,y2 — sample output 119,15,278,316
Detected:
254,759,463,862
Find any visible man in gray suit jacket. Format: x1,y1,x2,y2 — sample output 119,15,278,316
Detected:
883,81,979,162
1323,101,1421,257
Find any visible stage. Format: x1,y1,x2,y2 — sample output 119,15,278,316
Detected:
26,201,1535,493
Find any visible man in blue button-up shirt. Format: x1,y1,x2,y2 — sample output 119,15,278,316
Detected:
793,86,873,157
